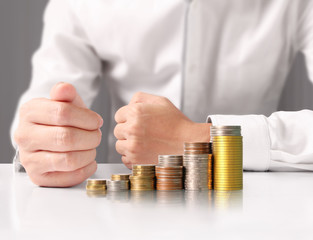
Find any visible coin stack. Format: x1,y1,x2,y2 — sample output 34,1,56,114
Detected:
211,126,243,191
107,180,130,191
130,165,156,191
111,174,131,181
156,155,183,191
183,142,211,191
86,179,107,191
208,154,213,190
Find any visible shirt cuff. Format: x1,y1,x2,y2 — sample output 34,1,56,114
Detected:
13,148,26,173
207,114,270,171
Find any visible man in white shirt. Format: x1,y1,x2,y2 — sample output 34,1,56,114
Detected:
11,0,313,187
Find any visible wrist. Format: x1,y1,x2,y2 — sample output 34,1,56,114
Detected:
185,122,211,143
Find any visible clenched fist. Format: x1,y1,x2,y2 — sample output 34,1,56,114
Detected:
114,92,211,169
14,82,103,187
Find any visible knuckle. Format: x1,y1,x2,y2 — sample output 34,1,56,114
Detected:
132,104,143,115
121,155,130,165
18,152,29,168
114,124,122,138
14,129,29,149
91,149,97,160
115,141,119,152
115,140,123,154
14,130,24,146
55,127,73,147
126,123,140,137
133,92,144,100
19,102,30,119
160,96,169,104
127,140,142,155
54,102,71,125
19,99,41,121
95,129,102,147
128,120,145,138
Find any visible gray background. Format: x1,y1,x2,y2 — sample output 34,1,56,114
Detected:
0,0,312,164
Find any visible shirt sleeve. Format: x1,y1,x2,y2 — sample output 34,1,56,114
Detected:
10,0,102,150
208,2,313,172
209,110,313,172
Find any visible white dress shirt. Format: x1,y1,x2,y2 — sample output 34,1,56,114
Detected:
11,0,313,171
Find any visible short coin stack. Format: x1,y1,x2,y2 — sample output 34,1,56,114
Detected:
130,165,156,191
106,180,129,191
211,126,243,191
156,155,183,190
86,179,107,191
107,174,130,192
183,142,211,191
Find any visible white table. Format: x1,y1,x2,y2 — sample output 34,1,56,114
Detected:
1,164,313,240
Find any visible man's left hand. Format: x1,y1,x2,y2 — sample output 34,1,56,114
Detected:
114,92,211,169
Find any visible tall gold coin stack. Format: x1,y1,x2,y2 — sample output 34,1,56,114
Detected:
156,155,183,190
130,164,156,191
183,142,211,190
211,126,243,191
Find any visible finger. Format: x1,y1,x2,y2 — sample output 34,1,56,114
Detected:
50,82,86,108
21,98,103,130
121,155,131,169
114,105,129,123
21,149,97,174
114,123,127,140
115,140,127,155
129,91,163,104
30,161,97,187
20,124,102,152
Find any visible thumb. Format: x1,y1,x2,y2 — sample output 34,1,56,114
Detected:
50,82,86,108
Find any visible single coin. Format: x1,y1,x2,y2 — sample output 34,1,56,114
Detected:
111,174,131,181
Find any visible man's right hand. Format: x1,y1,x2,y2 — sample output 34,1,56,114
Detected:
14,82,103,187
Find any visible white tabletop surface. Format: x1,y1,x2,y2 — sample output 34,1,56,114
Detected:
1,163,313,240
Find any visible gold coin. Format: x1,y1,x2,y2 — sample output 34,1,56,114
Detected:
214,172,243,176
86,184,107,191
214,164,243,168
111,174,131,181
214,177,242,180
214,168,243,171
214,181,243,185
213,146,242,149
214,161,242,164
213,142,242,145
214,183,243,190
214,170,243,173
213,156,242,159
213,150,242,153
214,174,243,178
214,187,243,191
214,157,243,160
213,136,242,139
133,164,155,168
87,179,106,185
214,178,243,182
